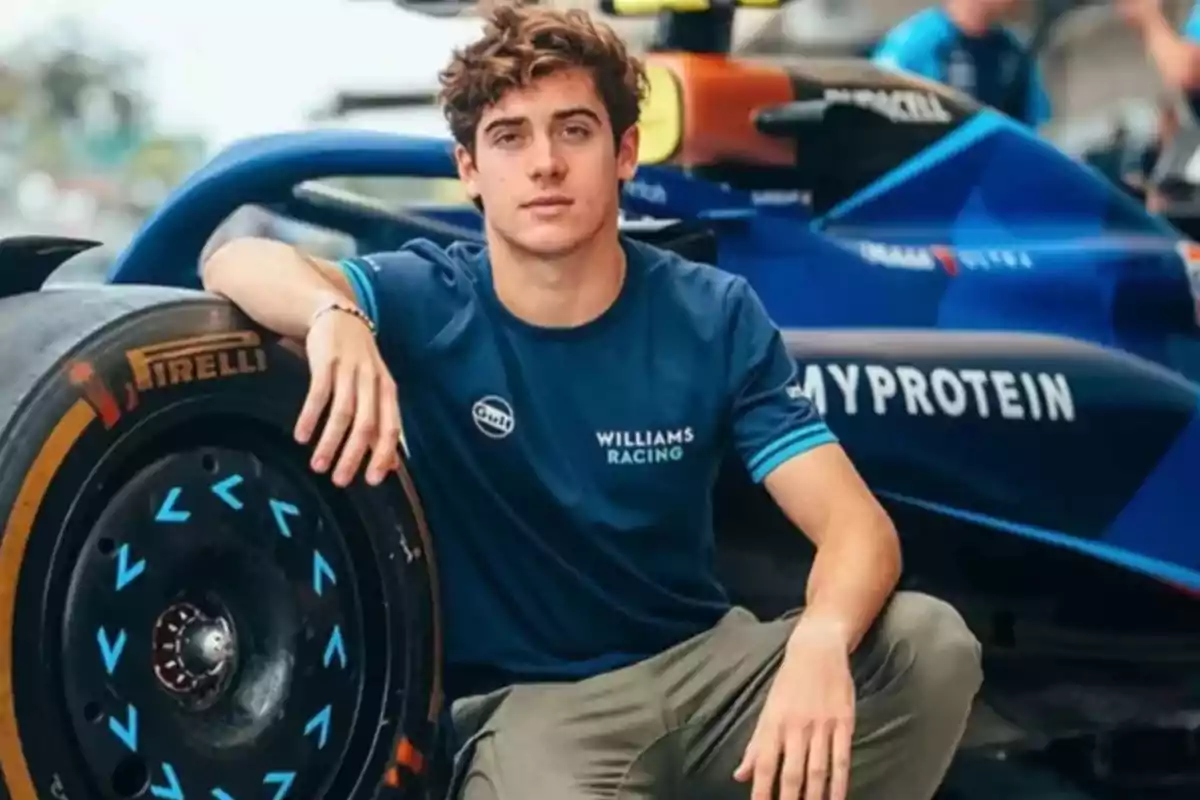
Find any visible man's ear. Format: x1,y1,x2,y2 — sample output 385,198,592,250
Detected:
616,124,639,182
454,142,481,202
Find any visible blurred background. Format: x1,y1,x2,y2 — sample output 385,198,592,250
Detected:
1,0,1193,249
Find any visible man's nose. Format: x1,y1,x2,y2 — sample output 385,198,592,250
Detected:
527,134,566,180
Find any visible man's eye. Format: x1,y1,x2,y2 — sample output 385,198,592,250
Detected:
563,125,591,140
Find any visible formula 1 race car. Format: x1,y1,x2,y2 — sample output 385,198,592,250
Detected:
0,1,1197,799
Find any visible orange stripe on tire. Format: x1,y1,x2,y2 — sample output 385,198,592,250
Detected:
395,736,424,774
0,399,96,800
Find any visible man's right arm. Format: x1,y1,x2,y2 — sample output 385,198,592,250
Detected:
201,236,402,488
201,236,358,338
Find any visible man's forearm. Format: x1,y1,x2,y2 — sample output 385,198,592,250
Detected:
201,238,353,338
761,446,904,655
795,512,902,655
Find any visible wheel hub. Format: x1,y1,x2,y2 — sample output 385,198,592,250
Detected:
60,445,366,799
153,602,236,704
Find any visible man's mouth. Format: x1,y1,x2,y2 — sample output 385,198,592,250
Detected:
522,196,574,208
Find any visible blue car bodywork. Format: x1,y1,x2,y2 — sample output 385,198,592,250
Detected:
106,112,1200,602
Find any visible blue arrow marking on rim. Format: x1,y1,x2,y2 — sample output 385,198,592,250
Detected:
210,790,235,800
97,627,127,675
149,763,184,800
304,705,332,749
269,499,299,538
312,551,336,596
115,544,146,591
210,474,244,510
155,487,190,523
263,771,296,800
108,703,138,752
323,625,347,669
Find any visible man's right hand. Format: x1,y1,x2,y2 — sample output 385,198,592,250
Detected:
294,301,402,488
200,237,402,487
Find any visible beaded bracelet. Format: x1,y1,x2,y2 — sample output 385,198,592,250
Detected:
308,298,377,335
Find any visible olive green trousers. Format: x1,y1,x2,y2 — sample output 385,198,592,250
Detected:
445,592,983,800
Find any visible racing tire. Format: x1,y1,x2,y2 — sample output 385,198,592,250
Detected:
0,286,440,800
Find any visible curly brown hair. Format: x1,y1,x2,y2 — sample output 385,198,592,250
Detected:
438,3,649,151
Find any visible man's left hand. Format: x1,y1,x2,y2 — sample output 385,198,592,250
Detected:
734,617,856,800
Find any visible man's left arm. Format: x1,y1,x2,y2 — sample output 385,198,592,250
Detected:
725,278,902,800
725,279,901,653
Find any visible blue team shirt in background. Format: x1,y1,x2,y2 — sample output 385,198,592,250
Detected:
873,6,1052,128
337,236,835,700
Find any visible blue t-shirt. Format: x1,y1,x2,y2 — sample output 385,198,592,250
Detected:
873,6,1052,128
1183,3,1200,121
337,236,836,699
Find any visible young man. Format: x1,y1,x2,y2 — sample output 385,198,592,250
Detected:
202,6,983,799
1120,0,1200,123
873,0,1053,129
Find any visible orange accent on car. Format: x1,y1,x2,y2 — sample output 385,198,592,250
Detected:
641,52,795,167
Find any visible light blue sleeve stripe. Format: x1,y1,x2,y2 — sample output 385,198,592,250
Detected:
337,258,379,327
746,421,831,473
750,429,839,484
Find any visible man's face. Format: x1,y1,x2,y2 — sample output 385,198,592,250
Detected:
454,67,639,258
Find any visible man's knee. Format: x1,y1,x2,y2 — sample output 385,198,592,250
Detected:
841,592,983,798
878,591,984,711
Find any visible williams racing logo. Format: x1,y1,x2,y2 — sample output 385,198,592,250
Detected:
597,427,696,465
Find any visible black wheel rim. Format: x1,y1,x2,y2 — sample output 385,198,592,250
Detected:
58,438,377,800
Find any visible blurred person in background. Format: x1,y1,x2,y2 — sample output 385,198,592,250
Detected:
1122,95,1182,211
872,0,1052,129
1119,0,1200,124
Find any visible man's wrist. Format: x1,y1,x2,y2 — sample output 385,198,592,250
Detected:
788,610,856,655
307,294,376,336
